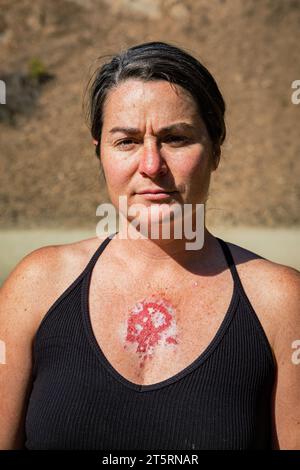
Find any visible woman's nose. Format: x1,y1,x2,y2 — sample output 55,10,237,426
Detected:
138,139,167,178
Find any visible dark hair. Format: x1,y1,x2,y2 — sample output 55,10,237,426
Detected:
84,41,226,165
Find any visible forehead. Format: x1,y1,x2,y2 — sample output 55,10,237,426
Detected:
102,79,199,126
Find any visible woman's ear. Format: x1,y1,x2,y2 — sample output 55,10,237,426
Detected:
93,139,100,158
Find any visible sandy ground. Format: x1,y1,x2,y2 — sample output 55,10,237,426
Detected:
1,226,299,286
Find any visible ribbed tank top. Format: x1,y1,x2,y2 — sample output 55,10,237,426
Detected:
25,234,276,450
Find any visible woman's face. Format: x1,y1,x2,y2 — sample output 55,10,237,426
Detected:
100,79,218,229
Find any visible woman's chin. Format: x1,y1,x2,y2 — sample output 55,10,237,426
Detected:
122,204,184,240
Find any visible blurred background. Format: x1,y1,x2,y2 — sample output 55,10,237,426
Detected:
0,0,299,285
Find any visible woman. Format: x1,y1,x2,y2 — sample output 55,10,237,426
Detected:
0,41,299,450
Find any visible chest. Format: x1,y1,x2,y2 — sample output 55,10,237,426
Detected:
87,265,235,386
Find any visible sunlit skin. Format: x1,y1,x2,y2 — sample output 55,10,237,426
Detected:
97,79,220,365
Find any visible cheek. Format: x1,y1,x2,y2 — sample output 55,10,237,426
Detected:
101,154,132,191
174,150,212,200
172,145,208,179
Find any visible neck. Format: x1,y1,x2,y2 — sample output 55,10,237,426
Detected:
114,224,216,271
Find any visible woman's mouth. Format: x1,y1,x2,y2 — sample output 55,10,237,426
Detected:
136,191,178,200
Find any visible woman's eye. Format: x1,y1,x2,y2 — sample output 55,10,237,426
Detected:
116,139,135,148
115,136,189,149
164,135,188,144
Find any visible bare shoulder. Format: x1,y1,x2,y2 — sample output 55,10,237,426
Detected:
225,239,300,349
226,239,299,280
226,239,299,294
0,234,108,332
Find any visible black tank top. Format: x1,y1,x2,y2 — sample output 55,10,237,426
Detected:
25,234,276,450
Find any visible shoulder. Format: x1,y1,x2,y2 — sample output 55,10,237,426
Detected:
0,234,108,332
224,239,300,351
227,238,299,286
1,235,103,293
226,239,300,301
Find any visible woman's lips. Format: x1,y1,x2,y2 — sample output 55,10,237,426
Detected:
136,191,178,200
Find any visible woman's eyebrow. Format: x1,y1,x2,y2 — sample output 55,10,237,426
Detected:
109,122,196,135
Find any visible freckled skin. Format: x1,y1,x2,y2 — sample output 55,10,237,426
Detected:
124,294,178,367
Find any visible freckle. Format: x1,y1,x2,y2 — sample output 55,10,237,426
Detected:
139,359,146,368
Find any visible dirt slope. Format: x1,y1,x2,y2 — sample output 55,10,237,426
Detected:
0,0,299,228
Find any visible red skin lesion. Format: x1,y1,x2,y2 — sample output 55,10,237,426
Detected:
124,294,178,367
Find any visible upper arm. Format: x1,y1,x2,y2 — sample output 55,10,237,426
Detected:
0,246,61,449
271,267,300,450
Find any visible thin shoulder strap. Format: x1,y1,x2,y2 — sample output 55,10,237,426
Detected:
215,237,244,294
215,237,276,366
83,231,118,275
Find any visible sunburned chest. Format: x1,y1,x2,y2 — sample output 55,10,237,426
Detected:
87,270,235,386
